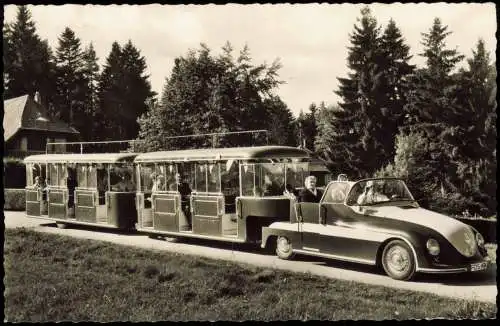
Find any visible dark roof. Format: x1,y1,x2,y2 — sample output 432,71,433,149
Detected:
24,153,138,164
135,146,311,162
4,94,79,141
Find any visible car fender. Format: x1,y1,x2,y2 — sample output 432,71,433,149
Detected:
261,222,300,249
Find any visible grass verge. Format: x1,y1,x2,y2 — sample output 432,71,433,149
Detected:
4,228,497,322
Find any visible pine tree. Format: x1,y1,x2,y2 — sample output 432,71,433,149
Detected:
3,5,56,108
378,19,415,159
82,42,100,140
96,42,123,140
452,40,497,214
403,18,465,196
263,96,296,146
314,103,344,173
136,42,284,150
54,27,86,130
327,6,386,177
97,41,155,140
296,103,318,151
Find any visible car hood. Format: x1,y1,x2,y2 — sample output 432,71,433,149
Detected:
367,206,477,257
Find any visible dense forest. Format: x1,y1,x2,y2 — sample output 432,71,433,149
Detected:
3,6,496,216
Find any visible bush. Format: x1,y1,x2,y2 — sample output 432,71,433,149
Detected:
454,217,497,243
4,189,26,211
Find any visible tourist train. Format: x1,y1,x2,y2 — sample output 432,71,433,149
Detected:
24,143,490,281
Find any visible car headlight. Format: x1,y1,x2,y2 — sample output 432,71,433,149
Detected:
476,232,485,247
426,238,440,256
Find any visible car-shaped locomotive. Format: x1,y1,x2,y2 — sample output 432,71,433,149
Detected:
262,177,491,280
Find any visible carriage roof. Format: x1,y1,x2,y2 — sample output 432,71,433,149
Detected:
24,153,138,164
134,146,310,163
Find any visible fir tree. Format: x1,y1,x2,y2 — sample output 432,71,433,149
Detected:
54,27,86,129
402,18,465,196
82,42,100,140
97,41,155,140
3,5,56,109
136,42,285,151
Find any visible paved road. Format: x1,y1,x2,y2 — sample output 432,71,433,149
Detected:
4,210,497,303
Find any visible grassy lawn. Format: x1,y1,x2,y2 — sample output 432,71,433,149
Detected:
4,229,496,322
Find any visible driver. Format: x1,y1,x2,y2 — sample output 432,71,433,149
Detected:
357,180,388,205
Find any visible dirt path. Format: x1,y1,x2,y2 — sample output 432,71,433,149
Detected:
4,210,497,303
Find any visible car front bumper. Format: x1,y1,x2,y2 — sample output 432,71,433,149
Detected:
417,257,491,274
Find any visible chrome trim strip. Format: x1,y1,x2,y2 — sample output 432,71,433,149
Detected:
302,247,320,252
294,249,376,265
416,267,468,273
137,228,245,243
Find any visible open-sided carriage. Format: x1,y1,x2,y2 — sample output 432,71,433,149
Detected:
134,146,313,243
24,153,138,230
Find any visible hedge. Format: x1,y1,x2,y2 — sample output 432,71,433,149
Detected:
3,159,26,189
4,188,26,211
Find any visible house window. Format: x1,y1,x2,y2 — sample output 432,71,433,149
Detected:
54,137,66,153
20,137,28,151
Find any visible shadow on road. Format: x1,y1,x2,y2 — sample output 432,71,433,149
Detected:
39,222,497,286
413,266,497,286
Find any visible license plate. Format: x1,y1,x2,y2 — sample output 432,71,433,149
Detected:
470,262,488,272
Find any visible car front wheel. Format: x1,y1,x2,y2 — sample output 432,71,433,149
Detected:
381,240,416,281
276,236,295,260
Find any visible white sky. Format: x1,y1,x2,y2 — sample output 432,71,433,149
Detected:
3,3,497,117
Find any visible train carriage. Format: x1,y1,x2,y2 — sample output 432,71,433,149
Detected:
134,146,313,243
24,153,138,230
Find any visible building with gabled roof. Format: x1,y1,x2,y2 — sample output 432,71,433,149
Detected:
4,93,80,159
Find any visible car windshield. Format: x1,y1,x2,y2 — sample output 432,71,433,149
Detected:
346,179,414,206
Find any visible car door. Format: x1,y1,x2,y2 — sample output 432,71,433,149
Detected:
296,202,321,252
319,182,381,264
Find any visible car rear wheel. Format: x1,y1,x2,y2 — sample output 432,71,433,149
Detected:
381,240,416,281
276,236,295,260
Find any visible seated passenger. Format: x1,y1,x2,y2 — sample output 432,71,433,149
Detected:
152,174,164,192
113,172,135,192
337,174,348,182
283,183,298,201
298,176,323,203
34,176,48,201
357,180,389,205
173,173,192,228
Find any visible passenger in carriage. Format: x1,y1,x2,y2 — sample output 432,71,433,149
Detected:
33,176,48,201
263,175,282,196
97,170,107,205
66,171,78,208
152,174,164,192
298,175,323,203
173,173,192,229
113,171,135,192
283,183,298,201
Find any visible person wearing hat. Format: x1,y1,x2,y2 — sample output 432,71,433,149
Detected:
357,180,388,205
